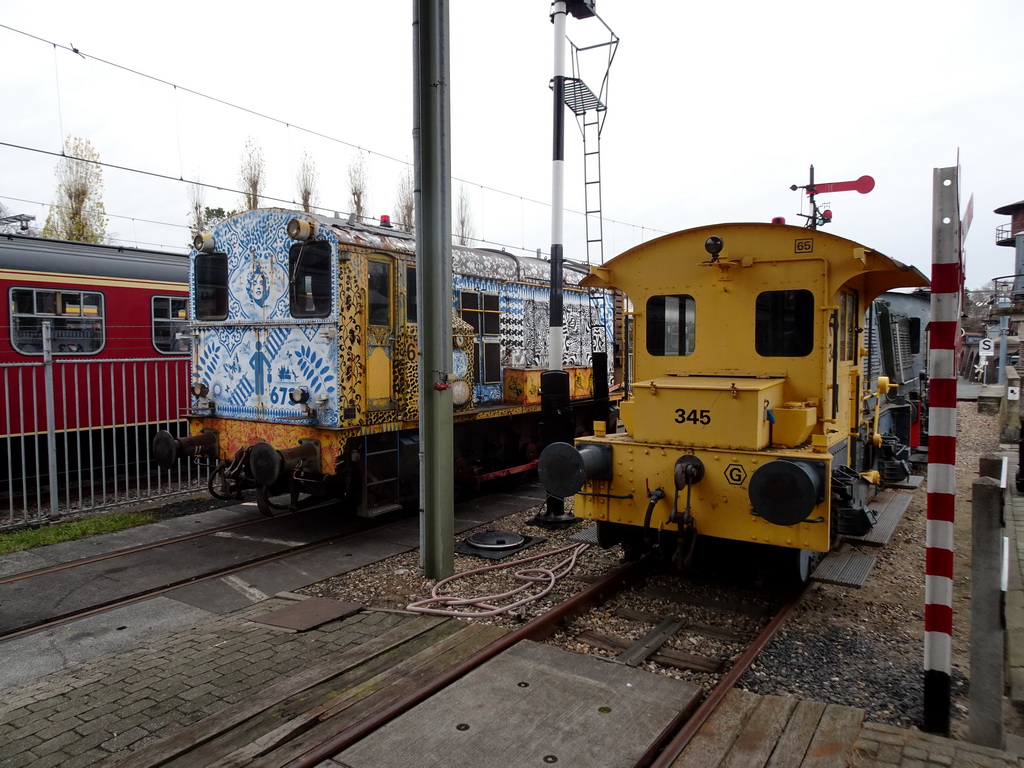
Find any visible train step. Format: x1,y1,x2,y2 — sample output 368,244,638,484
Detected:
810,547,876,588
843,488,914,547
889,473,923,491
363,502,403,518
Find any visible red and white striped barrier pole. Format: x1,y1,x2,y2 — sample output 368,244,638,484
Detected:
924,166,962,735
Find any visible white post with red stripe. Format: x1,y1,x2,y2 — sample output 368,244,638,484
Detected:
924,166,962,734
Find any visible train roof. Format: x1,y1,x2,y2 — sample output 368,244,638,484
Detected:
0,234,188,283
235,209,590,287
584,221,929,293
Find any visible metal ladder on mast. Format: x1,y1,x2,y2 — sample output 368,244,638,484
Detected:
564,77,606,266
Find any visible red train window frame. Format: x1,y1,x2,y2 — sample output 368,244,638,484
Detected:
153,295,189,354
9,287,105,356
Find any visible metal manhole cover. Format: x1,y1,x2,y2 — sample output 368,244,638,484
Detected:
465,530,526,550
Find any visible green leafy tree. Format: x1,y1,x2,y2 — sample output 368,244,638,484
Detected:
41,136,108,243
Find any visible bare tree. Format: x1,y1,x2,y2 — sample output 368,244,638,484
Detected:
187,181,206,238
455,184,474,246
41,135,108,243
395,166,415,233
348,153,368,222
296,151,319,213
238,137,266,211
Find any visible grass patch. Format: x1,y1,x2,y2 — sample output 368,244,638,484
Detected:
0,513,157,555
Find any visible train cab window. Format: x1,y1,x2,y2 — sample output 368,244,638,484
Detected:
646,294,695,356
289,240,332,318
153,296,189,353
368,261,392,326
10,287,105,355
755,289,814,357
195,253,228,320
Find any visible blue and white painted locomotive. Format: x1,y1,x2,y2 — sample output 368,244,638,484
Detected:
154,208,618,516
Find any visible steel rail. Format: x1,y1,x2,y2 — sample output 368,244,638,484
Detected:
0,509,357,643
642,584,810,768
0,507,298,586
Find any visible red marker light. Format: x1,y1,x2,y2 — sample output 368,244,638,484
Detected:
822,210,833,220
771,216,786,224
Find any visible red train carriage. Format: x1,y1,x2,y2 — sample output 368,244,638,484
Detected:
0,234,190,512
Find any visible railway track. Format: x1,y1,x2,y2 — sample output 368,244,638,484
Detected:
111,538,810,768
0,500,376,641
311,558,807,768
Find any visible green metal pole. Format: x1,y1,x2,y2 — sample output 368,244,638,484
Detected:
413,0,454,579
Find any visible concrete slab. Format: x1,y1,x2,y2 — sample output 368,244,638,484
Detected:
0,549,51,579
166,533,413,614
249,597,361,631
0,596,213,691
337,640,702,768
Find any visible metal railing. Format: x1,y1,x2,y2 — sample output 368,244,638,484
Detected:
1,350,202,529
996,223,1021,245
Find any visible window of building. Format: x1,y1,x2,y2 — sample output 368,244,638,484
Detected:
153,296,189,353
195,253,228,320
646,294,695,356
10,288,104,355
755,289,814,357
289,240,332,318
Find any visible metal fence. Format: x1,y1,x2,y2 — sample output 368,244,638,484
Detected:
1,354,202,529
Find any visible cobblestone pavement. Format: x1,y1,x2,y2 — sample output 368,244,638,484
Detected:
0,598,415,768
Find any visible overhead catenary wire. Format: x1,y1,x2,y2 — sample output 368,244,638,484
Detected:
0,23,669,254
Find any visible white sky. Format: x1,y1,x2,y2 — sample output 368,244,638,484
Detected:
2,1,1023,290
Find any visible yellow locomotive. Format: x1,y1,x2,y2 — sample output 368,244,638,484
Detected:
538,222,928,578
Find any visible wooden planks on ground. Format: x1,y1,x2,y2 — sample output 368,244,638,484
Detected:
671,688,864,768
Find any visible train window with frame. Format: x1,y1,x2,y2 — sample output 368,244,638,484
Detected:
289,240,332,318
460,291,480,331
482,339,501,384
368,261,392,326
645,294,695,356
10,287,105,355
908,316,921,354
195,253,228,320
460,291,502,382
153,296,190,354
755,289,814,357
